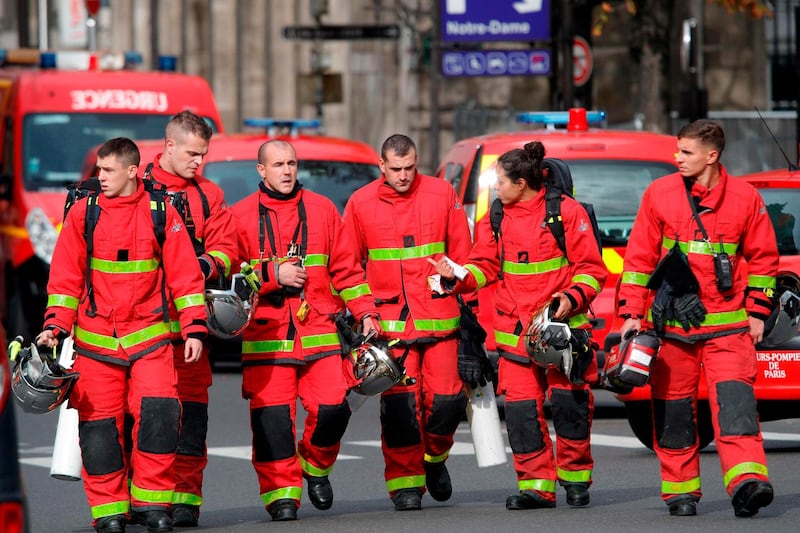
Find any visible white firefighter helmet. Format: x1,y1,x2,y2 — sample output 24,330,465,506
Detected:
11,342,79,414
762,287,800,348
205,273,254,339
525,304,573,376
351,338,406,396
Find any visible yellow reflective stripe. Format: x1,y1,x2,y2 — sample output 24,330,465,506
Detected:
303,253,329,267
748,274,776,289
379,320,406,332
723,462,769,488
518,479,557,493
465,264,487,289
662,237,738,256
652,308,748,328
172,491,203,506
339,283,372,302
208,251,232,277
503,256,568,275
298,454,333,477
0,224,29,239
368,242,445,261
572,273,601,292
424,451,449,464
413,317,460,331
261,486,302,507
48,294,79,309
300,333,340,349
91,501,130,519
621,271,650,287
74,322,170,351
386,475,426,493
175,293,205,311
90,257,159,273
557,467,592,483
131,483,173,504
661,477,701,495
242,339,294,353
169,321,181,334
568,314,590,328
603,247,624,274
495,330,520,347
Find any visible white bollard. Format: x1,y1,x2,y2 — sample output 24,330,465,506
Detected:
50,337,82,481
466,381,507,468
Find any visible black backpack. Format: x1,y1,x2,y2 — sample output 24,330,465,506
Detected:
63,177,170,318
489,157,603,278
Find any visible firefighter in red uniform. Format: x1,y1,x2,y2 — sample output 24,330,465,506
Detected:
618,119,777,518
146,110,237,528
36,137,208,533
430,141,607,510
229,140,380,522
340,134,472,511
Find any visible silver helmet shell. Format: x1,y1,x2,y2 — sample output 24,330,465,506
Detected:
525,305,573,376
11,343,79,414
205,273,254,339
351,341,405,396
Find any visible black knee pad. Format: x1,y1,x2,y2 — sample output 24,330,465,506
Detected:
380,393,420,448
138,397,180,454
653,397,696,449
251,404,295,462
551,388,591,440
426,391,467,436
123,412,134,455
716,381,758,437
177,401,208,457
310,400,351,448
505,399,545,454
79,417,124,476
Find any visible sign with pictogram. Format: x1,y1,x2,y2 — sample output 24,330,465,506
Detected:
573,36,593,87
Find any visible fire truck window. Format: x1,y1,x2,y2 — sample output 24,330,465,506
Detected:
759,189,800,256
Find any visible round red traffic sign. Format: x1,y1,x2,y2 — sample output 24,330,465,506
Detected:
573,36,593,87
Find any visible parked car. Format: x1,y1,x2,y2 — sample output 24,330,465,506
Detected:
0,323,27,533
611,166,800,449
436,109,679,368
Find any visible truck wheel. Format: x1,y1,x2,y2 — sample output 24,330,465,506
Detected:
624,399,714,450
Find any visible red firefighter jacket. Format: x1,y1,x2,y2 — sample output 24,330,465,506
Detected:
230,186,377,365
149,153,238,281
618,167,779,341
44,179,208,364
454,189,607,361
341,173,472,342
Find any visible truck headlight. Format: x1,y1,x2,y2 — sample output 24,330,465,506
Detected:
25,207,58,264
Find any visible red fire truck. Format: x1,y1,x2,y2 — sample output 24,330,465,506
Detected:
0,48,224,338
436,109,679,362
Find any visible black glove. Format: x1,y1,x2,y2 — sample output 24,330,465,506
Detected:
458,350,490,388
198,255,213,279
672,293,707,331
568,329,594,384
650,281,675,336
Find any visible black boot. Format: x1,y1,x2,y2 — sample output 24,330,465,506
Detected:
392,488,423,511
95,515,126,533
563,483,590,507
170,504,199,527
732,480,774,517
506,490,556,510
423,461,452,502
267,499,298,521
667,496,697,516
304,475,333,510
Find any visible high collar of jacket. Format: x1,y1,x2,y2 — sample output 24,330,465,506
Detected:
259,180,302,204
100,179,146,208
504,187,546,216
151,153,194,189
378,171,422,201
685,164,728,212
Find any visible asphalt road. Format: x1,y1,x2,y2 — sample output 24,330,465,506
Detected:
14,369,800,533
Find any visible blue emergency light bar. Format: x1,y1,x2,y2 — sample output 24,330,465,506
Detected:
244,118,322,136
516,110,606,125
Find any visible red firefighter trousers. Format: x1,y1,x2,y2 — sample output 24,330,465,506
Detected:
650,332,770,503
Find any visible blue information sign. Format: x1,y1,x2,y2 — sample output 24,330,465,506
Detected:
442,50,550,77
440,0,550,42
